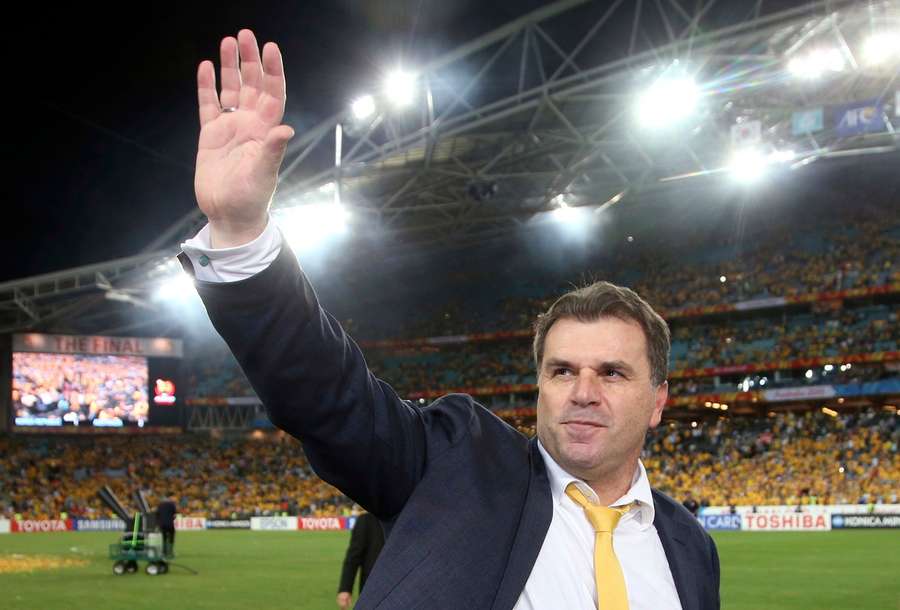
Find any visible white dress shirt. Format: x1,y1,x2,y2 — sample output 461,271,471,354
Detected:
180,219,282,282
515,443,682,610
181,223,683,609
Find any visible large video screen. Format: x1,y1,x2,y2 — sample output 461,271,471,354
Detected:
12,352,149,428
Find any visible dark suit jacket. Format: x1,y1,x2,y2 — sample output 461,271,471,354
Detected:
182,243,720,610
339,512,386,594
156,500,176,530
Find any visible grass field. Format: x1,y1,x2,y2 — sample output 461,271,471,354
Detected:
1,530,897,609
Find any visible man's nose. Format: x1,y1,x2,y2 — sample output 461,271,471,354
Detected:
570,370,602,406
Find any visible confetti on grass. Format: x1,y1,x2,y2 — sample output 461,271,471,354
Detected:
0,554,90,574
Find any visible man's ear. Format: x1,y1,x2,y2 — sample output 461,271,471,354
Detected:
650,380,668,428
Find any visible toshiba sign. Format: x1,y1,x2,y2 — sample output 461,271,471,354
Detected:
743,512,830,531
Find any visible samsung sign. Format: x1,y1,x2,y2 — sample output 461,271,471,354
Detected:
74,519,126,531
206,519,251,530
832,514,900,529
698,514,742,531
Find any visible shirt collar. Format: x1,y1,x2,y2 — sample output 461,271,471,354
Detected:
537,440,656,529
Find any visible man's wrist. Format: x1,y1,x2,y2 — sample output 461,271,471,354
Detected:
209,217,268,248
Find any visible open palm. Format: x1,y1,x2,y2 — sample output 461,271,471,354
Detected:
195,30,294,247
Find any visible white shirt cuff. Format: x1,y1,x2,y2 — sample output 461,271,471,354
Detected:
179,218,282,282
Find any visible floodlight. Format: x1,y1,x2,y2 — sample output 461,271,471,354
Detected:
552,205,580,223
276,202,349,251
155,271,195,302
384,70,417,108
729,148,768,183
770,149,796,163
862,32,900,65
787,48,844,79
551,193,570,207
636,76,699,127
351,95,376,120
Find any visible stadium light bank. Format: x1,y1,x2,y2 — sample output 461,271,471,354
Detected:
348,67,420,121
154,270,195,303
634,72,700,129
728,148,796,184
787,31,900,76
274,188,350,253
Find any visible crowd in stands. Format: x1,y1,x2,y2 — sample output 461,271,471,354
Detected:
0,434,352,521
360,303,898,397
669,361,897,396
643,409,898,507
3,408,895,520
338,208,899,342
9,200,898,521
502,409,898,507
626,217,897,314
668,303,897,370
185,301,898,400
184,197,899,400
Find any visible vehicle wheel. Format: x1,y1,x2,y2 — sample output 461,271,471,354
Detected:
158,562,169,574
113,561,126,575
146,562,159,575
126,560,138,574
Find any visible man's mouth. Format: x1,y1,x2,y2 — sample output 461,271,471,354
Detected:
563,420,607,429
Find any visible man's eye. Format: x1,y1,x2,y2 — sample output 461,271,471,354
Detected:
553,368,573,376
605,369,622,378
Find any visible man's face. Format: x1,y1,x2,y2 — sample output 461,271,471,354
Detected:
536,316,668,482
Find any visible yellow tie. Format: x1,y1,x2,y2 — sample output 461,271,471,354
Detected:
565,483,633,610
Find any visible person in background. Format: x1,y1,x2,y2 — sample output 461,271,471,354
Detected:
682,492,700,517
156,492,177,558
337,511,385,610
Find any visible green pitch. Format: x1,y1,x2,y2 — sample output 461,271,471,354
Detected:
0,530,897,609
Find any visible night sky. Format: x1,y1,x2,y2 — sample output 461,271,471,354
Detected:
6,0,551,283
7,1,896,286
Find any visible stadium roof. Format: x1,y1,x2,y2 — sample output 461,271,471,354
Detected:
2,0,898,335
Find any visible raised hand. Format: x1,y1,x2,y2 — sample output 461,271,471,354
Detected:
194,29,295,248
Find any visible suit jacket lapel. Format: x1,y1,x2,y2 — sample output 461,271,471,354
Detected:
653,490,698,610
491,437,553,610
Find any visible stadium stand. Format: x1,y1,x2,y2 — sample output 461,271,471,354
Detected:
5,197,897,521
2,410,895,520
0,434,353,520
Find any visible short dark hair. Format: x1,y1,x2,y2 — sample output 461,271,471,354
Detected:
533,281,670,385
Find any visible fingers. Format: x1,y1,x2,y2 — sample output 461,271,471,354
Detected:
207,30,286,127
197,61,220,127
219,36,241,109
238,30,263,110
259,42,287,126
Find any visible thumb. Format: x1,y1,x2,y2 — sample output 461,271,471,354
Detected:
261,124,295,165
